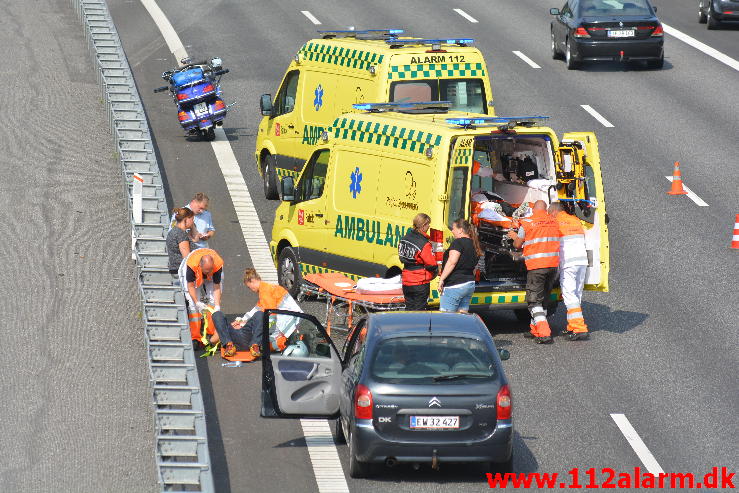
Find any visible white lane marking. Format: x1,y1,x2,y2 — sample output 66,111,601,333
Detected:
301,10,322,25
662,23,739,72
301,420,350,492
580,104,614,128
140,0,189,63
512,51,541,69
454,8,479,23
139,2,349,491
665,176,709,206
610,414,664,475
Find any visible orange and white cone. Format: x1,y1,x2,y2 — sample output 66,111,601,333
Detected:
732,214,739,249
667,161,688,195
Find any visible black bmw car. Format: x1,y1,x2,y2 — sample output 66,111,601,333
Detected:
699,0,739,28
550,0,664,69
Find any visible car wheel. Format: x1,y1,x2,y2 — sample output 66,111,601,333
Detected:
277,246,303,299
707,7,720,29
333,417,346,444
348,430,372,478
647,56,664,69
263,154,279,200
551,30,563,60
698,1,707,22
565,39,580,70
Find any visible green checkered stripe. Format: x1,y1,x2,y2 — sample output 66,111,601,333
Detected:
388,62,485,80
275,167,299,179
331,117,442,155
453,147,472,165
429,290,560,304
299,43,384,70
300,263,360,280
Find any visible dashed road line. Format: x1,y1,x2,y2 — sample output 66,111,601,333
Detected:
611,414,665,475
454,8,479,23
139,2,348,491
580,104,614,128
301,10,322,25
662,23,739,72
512,51,541,69
665,176,709,207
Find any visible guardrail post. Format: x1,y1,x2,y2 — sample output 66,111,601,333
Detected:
132,172,144,260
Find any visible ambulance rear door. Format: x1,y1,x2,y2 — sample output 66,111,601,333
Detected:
445,135,475,231
557,132,609,292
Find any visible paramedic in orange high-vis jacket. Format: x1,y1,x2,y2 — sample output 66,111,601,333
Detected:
508,200,561,344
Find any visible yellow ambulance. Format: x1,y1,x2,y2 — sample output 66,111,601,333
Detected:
269,103,609,316
255,30,495,199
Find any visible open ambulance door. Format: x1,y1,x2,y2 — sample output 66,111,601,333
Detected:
445,135,475,231
557,132,609,292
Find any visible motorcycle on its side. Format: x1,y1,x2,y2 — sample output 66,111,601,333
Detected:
154,57,230,141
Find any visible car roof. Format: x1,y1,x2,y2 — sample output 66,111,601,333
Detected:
367,311,489,340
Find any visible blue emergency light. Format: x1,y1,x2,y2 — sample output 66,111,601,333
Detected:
386,38,474,46
353,101,452,112
446,116,549,127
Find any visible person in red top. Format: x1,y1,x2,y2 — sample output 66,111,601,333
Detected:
398,213,438,311
508,201,561,344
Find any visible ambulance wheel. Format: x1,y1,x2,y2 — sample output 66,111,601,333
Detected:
565,39,580,70
263,154,279,200
278,247,302,298
203,127,216,141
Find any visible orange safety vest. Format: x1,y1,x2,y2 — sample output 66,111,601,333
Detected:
520,210,561,270
554,211,588,268
185,248,224,287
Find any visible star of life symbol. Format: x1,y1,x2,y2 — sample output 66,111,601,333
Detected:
314,84,324,111
350,166,362,199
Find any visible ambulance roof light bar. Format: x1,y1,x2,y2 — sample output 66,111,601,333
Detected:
319,29,404,39
353,101,452,112
386,38,474,48
446,116,549,129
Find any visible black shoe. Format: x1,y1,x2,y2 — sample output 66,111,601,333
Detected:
566,331,589,341
535,336,553,344
523,331,535,339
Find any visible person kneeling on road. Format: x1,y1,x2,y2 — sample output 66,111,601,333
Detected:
213,268,302,360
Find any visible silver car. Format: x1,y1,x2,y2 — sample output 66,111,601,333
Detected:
260,310,513,478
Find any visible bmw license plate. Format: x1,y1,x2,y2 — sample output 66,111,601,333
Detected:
608,29,635,38
410,416,459,429
194,102,209,117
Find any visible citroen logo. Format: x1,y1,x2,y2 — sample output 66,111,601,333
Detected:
428,397,442,408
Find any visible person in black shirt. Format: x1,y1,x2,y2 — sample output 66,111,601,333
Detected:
438,218,483,313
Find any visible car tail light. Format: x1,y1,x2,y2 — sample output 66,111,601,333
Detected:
573,27,591,38
178,111,189,121
651,25,663,37
496,384,512,420
354,384,373,420
202,84,215,93
429,227,445,263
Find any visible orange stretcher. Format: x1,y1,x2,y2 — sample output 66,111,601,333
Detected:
300,273,405,334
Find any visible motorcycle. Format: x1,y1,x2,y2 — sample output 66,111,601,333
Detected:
154,57,230,141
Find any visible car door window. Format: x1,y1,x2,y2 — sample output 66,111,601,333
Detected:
274,70,299,117
296,149,329,203
561,2,572,16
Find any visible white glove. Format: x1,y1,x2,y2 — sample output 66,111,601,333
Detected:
214,305,221,313
195,301,207,312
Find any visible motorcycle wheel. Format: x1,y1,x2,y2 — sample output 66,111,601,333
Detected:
203,127,216,141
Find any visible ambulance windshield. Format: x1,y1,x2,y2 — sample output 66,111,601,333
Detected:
390,78,486,113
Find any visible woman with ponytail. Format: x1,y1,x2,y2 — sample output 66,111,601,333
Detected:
166,207,195,274
438,218,483,313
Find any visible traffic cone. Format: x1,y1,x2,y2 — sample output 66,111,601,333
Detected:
732,214,739,249
667,161,688,195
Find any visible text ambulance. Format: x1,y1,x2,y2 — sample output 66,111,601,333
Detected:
270,103,609,315
255,30,495,199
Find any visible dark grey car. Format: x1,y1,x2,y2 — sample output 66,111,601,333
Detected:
699,0,739,28
260,310,513,478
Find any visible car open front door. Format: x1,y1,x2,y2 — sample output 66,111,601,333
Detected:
557,132,610,292
261,309,342,419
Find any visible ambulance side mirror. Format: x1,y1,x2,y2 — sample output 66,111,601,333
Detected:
498,348,510,361
260,94,273,116
281,176,296,202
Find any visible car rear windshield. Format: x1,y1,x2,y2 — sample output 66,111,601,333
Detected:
579,0,652,16
390,78,486,113
370,336,497,384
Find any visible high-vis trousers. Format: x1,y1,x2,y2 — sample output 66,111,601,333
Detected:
560,264,588,333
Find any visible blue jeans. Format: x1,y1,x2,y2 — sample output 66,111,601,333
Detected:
439,281,475,312
214,311,264,350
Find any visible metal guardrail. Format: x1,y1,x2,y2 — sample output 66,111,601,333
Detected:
69,1,215,491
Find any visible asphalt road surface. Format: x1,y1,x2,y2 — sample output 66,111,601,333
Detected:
108,0,737,491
